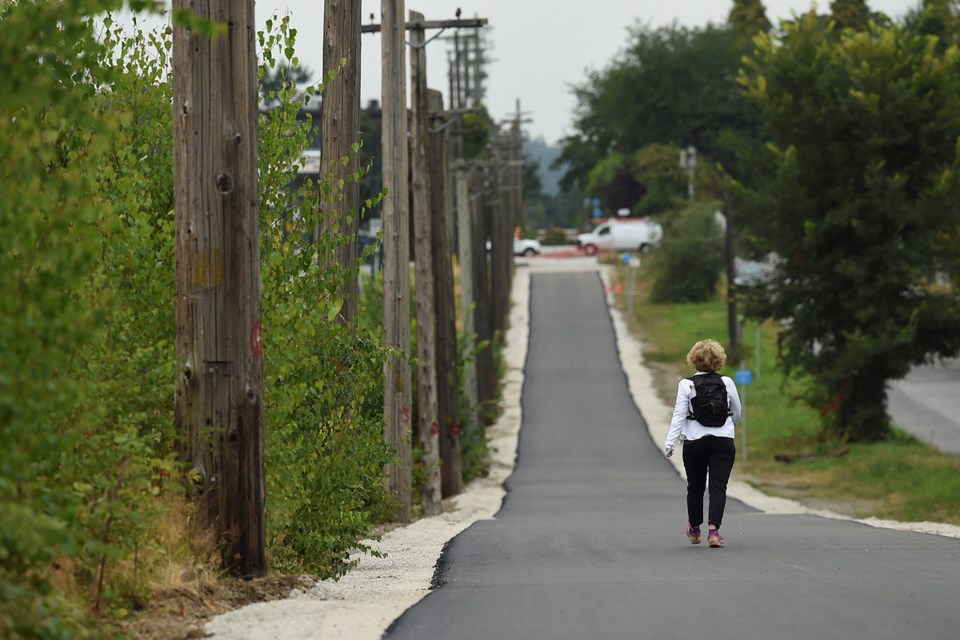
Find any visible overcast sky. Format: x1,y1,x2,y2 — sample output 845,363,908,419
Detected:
128,1,918,145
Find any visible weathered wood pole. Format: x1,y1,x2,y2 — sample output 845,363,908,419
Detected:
490,151,510,338
409,11,441,516
430,91,462,497
456,165,480,433
472,176,494,417
173,0,266,577
511,99,525,234
381,0,412,521
321,0,362,325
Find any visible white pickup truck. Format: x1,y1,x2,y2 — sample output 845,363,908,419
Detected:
576,218,663,255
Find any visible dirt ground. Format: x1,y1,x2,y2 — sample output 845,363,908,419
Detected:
126,574,316,640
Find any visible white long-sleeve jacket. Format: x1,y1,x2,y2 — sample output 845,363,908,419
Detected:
664,372,742,455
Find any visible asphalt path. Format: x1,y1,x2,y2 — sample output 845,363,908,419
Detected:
888,357,960,455
385,271,960,640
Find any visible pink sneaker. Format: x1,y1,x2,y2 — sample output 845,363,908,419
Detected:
686,524,701,545
708,528,724,548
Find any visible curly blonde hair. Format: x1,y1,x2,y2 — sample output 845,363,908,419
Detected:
686,339,727,373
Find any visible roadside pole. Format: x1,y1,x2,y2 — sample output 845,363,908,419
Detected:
735,368,753,463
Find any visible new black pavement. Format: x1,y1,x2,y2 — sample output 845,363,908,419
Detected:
385,271,960,640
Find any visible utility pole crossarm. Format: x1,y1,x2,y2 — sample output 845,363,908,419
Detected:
362,18,488,33
430,107,484,118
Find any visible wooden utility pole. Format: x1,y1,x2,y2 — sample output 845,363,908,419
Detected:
381,0,412,521
410,11,441,516
429,90,462,497
724,190,742,362
489,151,510,339
172,0,265,577
511,99,526,234
320,0,362,325
472,176,494,414
456,164,480,433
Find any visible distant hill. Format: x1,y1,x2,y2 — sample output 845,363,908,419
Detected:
523,136,564,196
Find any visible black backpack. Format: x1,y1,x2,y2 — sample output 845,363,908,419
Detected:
687,373,731,427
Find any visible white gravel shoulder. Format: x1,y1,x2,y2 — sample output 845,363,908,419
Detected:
207,262,959,640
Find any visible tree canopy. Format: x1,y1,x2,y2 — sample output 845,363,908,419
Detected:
557,22,759,212
737,11,960,441
830,0,871,31
729,0,772,35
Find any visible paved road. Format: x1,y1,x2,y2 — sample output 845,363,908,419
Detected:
385,271,960,640
888,358,960,454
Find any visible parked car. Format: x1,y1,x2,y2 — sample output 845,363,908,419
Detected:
514,238,542,257
576,218,662,255
485,238,543,257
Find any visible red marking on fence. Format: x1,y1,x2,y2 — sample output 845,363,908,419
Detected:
401,407,411,425
431,421,440,436
451,422,461,437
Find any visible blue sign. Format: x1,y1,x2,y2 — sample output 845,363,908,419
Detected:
735,369,753,385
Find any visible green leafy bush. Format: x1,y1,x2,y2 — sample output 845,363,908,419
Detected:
651,202,725,303
257,18,394,578
0,6,398,636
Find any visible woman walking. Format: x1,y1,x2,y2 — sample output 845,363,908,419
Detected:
664,339,741,548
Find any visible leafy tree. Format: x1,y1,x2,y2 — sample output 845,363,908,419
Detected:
651,203,725,303
585,152,643,212
737,12,960,442
630,143,690,215
558,23,760,206
831,0,871,31
906,0,960,47
729,0,772,35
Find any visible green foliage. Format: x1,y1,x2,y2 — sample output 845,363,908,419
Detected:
255,17,394,578
630,143,688,215
728,0,772,36
585,152,641,211
0,7,399,637
737,12,960,442
462,111,494,160
651,203,725,303
559,22,761,202
0,1,179,635
456,328,491,483
831,0,871,31
906,0,960,50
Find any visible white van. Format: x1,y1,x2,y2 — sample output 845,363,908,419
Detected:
576,218,663,255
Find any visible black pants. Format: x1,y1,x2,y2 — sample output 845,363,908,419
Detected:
682,435,736,529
